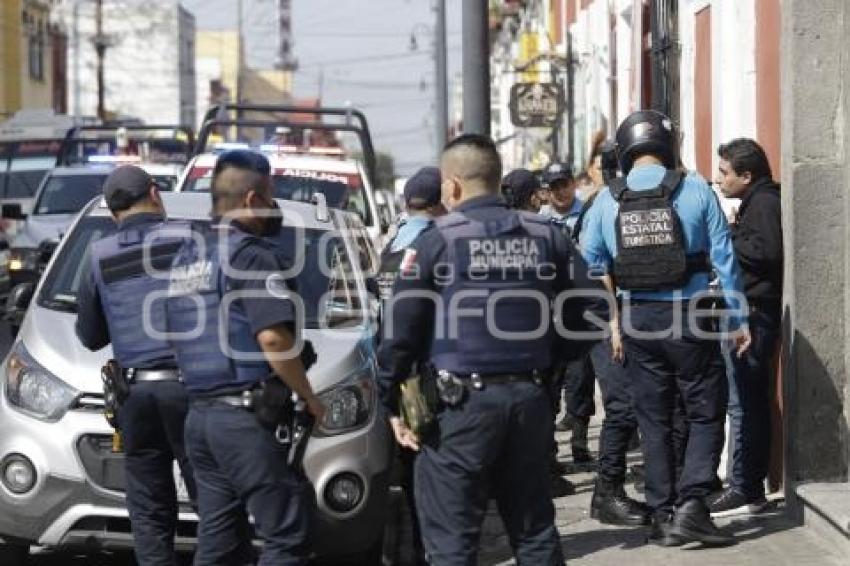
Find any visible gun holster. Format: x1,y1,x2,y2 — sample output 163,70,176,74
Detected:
101,359,130,429
251,375,295,432
251,375,314,471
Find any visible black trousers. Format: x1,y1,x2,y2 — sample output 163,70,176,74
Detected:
415,382,563,566
589,340,635,485
623,302,727,512
119,380,195,566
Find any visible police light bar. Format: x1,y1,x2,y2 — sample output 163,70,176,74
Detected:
212,142,251,153
259,144,346,157
87,155,142,164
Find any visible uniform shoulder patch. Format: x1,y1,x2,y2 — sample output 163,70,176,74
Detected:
399,248,418,275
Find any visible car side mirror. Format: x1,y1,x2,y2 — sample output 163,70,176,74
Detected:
6,282,35,321
2,204,26,221
0,240,8,251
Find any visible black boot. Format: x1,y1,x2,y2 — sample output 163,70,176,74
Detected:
571,417,594,464
647,510,683,547
670,498,736,546
550,474,576,498
590,480,651,526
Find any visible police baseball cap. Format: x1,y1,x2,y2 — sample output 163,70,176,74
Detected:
103,165,156,211
501,168,541,207
404,166,442,209
542,162,574,186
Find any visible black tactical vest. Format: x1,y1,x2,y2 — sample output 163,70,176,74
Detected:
611,170,707,291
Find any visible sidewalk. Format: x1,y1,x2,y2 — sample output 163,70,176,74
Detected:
475,423,845,566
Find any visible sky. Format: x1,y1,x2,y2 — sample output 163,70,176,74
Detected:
180,0,464,176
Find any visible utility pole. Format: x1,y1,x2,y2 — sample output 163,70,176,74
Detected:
434,0,449,154
462,0,490,136
236,0,243,105
72,0,81,122
94,0,106,120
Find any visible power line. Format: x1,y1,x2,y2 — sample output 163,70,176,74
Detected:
298,50,433,69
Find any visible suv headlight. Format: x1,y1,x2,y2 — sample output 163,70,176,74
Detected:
4,344,79,421
316,369,375,436
8,249,39,272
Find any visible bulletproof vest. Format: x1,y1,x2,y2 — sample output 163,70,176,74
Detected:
166,226,271,394
376,219,433,301
611,170,708,291
429,209,558,375
376,246,405,302
90,220,190,369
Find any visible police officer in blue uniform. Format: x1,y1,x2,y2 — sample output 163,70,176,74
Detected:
165,150,324,565
378,166,445,565
378,135,582,565
76,165,196,566
580,110,751,546
539,162,584,234
377,166,446,300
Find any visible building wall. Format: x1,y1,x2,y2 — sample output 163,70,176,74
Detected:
61,0,195,124
782,0,849,487
195,30,241,126
178,6,196,126
0,0,58,119
756,0,781,177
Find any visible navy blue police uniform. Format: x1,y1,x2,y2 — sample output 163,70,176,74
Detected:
378,194,578,565
166,220,309,566
76,212,197,566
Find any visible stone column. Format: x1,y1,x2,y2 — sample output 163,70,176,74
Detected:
781,0,850,509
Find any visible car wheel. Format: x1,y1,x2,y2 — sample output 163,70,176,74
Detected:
0,542,30,565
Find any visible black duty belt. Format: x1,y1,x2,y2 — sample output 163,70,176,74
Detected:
194,390,254,409
127,368,180,382
457,372,543,385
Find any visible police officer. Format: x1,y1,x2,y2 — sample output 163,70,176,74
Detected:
377,166,446,300
378,134,581,565
377,166,445,565
76,165,196,566
503,167,596,466
165,150,324,565
539,162,584,233
580,110,751,546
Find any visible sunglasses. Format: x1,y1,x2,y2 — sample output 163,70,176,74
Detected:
215,149,272,176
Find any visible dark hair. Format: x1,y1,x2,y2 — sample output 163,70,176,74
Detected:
442,133,502,188
107,188,150,213
717,138,772,182
211,149,271,210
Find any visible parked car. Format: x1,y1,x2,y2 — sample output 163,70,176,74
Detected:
0,192,391,564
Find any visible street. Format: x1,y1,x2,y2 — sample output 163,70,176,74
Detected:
0,294,833,566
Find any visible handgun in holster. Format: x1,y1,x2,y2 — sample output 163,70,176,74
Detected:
251,339,318,469
101,359,130,430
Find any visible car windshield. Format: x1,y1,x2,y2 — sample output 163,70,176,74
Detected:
38,217,366,329
185,166,372,226
34,174,108,215
0,140,62,198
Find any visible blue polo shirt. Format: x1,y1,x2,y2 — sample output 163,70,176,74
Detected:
579,164,745,327
540,198,584,232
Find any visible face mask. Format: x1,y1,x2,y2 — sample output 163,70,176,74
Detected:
257,196,283,238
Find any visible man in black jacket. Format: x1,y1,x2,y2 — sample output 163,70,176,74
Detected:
711,138,782,517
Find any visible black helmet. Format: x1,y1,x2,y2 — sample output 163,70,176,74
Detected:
615,110,678,174
541,162,574,186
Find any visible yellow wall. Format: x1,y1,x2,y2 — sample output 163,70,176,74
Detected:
0,0,54,118
196,30,242,104
0,0,24,116
242,69,292,105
